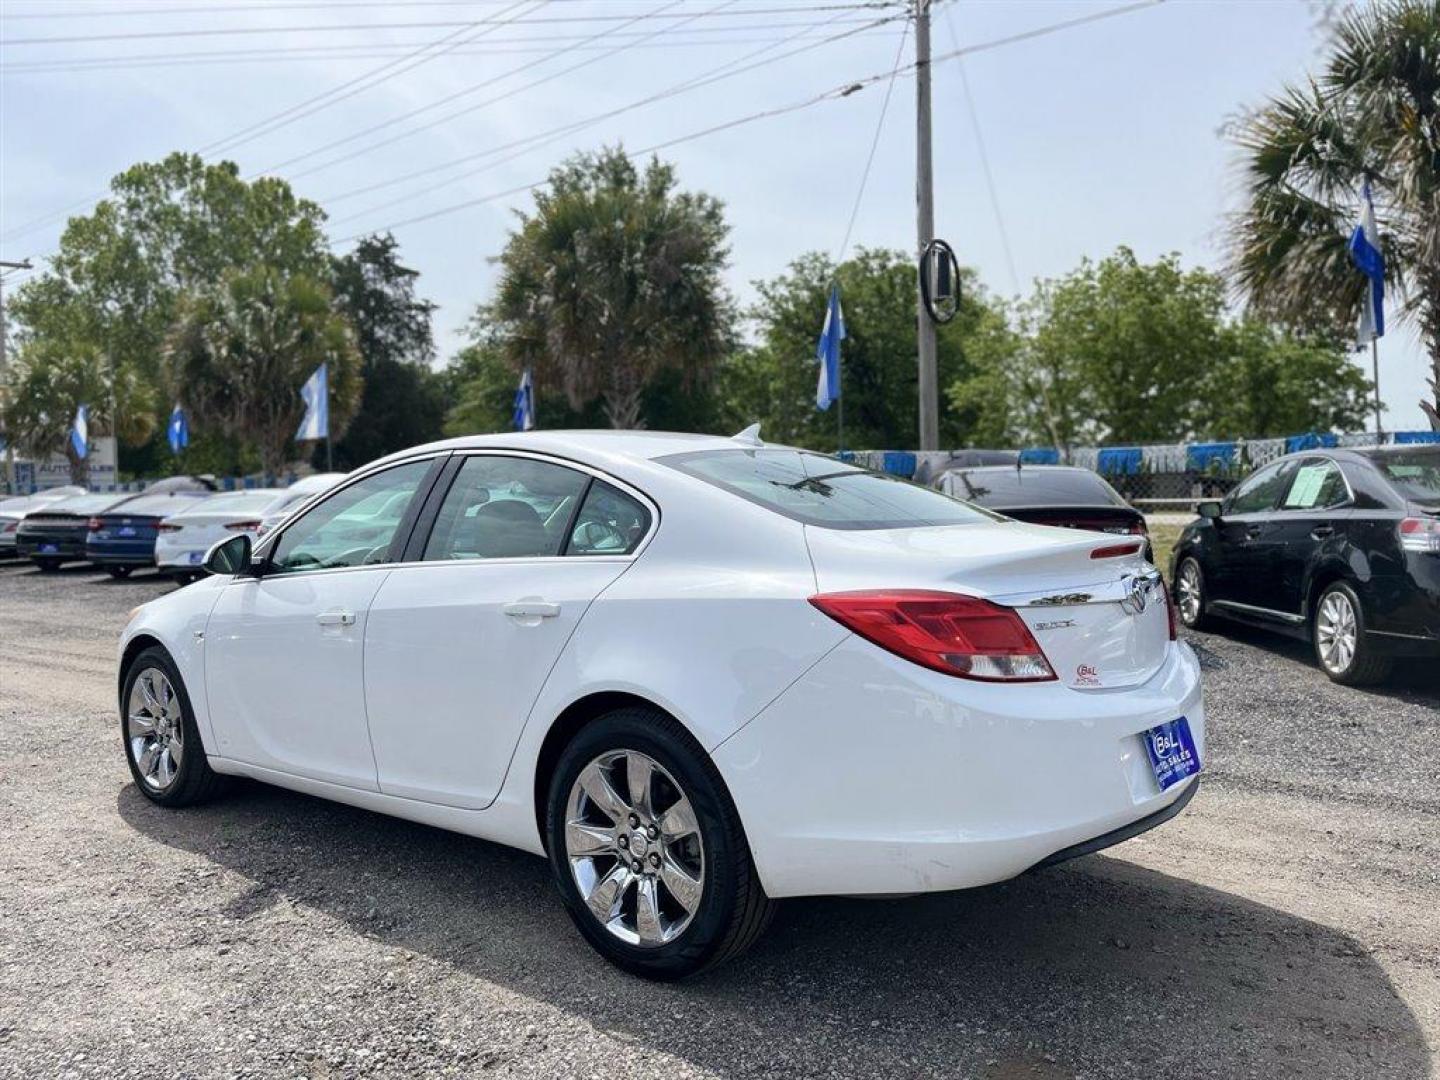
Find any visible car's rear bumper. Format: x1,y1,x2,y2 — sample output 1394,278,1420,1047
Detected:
712,636,1205,899
86,544,156,566
18,536,87,561
154,539,210,570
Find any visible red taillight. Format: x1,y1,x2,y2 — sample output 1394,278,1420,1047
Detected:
1129,520,1149,535
223,519,262,532
156,523,183,533
809,590,1056,682
1159,578,1178,640
1399,517,1440,554
1,522,15,534
1090,541,1143,559
87,517,102,530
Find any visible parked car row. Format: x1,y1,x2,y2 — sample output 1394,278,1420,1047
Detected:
3,473,345,578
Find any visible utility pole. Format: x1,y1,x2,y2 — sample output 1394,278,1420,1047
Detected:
0,258,34,495
914,0,939,452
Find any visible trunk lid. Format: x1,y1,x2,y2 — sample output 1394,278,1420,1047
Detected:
804,520,1170,691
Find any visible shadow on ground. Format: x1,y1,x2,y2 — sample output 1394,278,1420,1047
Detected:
117,781,1430,1079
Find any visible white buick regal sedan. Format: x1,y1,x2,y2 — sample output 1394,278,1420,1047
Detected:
118,430,1203,978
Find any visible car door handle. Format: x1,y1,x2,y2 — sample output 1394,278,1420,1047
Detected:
502,601,561,619
1310,525,1334,539
315,609,356,627
1246,525,1264,539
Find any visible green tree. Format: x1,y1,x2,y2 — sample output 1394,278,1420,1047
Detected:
731,248,1019,450
8,152,331,464
1198,321,1374,439
164,268,363,476
329,233,445,468
485,147,735,429
1227,0,1440,425
3,340,156,485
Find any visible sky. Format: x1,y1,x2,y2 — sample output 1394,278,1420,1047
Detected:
2,0,1432,433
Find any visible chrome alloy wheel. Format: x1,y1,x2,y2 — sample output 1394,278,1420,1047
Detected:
1176,559,1203,624
1316,590,1358,675
127,667,184,790
565,749,705,948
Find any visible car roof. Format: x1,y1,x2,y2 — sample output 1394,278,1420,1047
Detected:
369,430,782,469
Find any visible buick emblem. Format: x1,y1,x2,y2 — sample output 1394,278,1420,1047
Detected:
1120,575,1151,615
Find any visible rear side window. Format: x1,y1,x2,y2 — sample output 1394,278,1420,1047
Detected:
423,455,588,561
661,449,999,530
1279,460,1348,510
567,481,650,555
942,467,1125,508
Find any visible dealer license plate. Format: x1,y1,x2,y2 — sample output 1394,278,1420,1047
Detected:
188,551,205,564
1141,717,1200,792
39,543,58,554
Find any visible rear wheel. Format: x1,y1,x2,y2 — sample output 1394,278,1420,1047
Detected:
1174,557,1212,631
1313,582,1392,686
121,646,226,806
545,707,773,980
106,565,133,579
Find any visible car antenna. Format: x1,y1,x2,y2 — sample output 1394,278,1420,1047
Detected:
732,422,763,447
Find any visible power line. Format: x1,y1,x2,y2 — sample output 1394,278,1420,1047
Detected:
333,0,1161,244
0,4,887,45
942,3,1017,295
0,0,826,14
256,0,735,181
834,17,906,265
327,5,881,223
200,0,544,156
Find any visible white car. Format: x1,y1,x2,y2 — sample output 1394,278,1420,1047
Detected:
254,472,347,537
118,431,1204,978
154,489,284,578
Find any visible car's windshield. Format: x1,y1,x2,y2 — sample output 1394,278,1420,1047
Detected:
1364,448,1440,506
661,449,1001,530
942,467,1126,508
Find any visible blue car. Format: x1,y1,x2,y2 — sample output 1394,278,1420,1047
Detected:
86,491,212,577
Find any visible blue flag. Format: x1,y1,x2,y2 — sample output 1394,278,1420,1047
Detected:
70,404,89,460
295,363,329,442
167,405,189,454
512,367,535,431
814,285,844,411
1348,181,1385,343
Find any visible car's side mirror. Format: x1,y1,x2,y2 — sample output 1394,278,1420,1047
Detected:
203,533,254,576
1197,500,1222,520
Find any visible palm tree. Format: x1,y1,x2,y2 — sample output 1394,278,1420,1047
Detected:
1228,0,1440,427
487,147,735,430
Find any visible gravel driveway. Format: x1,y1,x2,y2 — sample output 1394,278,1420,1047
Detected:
0,560,1435,1080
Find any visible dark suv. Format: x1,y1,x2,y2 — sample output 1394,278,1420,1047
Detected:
1170,445,1440,684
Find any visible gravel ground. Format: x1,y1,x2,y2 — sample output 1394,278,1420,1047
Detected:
0,559,1436,1080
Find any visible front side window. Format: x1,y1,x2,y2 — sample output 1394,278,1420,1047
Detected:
661,449,999,530
268,460,431,574
1225,460,1298,516
423,456,589,561
1279,459,1348,511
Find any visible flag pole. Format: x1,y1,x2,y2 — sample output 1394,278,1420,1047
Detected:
837,362,844,454
325,374,333,472
1371,337,1383,440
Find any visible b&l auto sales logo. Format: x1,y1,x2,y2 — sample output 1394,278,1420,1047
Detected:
1075,663,1102,687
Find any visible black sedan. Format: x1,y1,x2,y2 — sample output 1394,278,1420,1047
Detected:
936,464,1151,556
1170,445,1440,685
15,493,130,571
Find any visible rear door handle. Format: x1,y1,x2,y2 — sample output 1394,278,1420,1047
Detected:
1246,525,1264,540
1311,525,1334,539
315,609,356,627
502,601,561,619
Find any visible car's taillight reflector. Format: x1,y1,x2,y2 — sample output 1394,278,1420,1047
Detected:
87,517,102,530
1090,541,1142,558
224,519,262,532
1399,517,1440,554
156,523,183,533
809,590,1056,682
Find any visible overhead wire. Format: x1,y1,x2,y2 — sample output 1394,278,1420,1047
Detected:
833,15,907,265
332,0,1162,244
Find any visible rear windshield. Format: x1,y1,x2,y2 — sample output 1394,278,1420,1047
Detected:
179,490,283,516
1364,448,1440,505
37,494,125,515
941,467,1126,508
661,449,1000,530
106,492,210,517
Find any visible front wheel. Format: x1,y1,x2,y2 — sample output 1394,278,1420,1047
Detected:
545,708,773,980
1313,581,1392,686
1173,557,1212,631
121,647,226,806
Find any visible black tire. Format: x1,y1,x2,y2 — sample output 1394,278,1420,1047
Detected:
107,565,134,579
1173,556,1213,631
120,646,226,807
1311,581,1392,686
545,707,774,980
35,559,61,573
